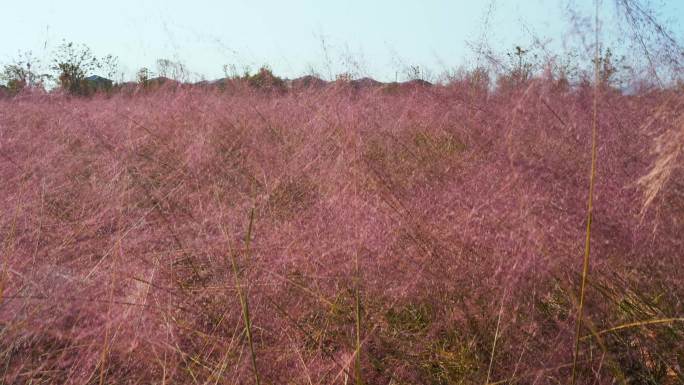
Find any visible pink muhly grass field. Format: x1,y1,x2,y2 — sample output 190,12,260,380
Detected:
0,81,682,384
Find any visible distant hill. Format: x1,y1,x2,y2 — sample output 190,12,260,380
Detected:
288,75,328,90
403,78,433,88
146,77,178,87
85,75,113,90
350,77,384,88
186,75,435,93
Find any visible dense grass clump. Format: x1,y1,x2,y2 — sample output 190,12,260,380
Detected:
0,80,682,384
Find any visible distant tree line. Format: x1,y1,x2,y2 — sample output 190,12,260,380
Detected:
0,39,669,98
0,40,121,96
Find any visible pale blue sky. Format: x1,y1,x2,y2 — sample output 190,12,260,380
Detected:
1,0,682,82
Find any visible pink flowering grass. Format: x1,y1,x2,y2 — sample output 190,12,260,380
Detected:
0,80,682,384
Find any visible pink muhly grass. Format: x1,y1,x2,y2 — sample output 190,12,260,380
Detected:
0,76,682,384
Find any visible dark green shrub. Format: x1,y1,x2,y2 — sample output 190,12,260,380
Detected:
246,66,286,91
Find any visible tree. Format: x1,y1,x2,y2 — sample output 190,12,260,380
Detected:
496,45,539,90
51,41,101,95
0,51,50,95
246,66,285,90
156,58,188,82
136,67,153,86
593,47,629,88
406,65,422,81
509,46,535,84
549,51,580,90
100,54,120,83
50,41,120,95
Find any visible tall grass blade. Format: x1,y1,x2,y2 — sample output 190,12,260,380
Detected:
486,293,506,385
354,250,363,385
230,208,260,385
582,317,684,339
571,1,601,383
